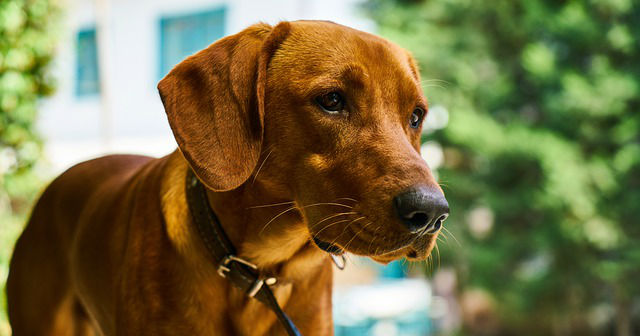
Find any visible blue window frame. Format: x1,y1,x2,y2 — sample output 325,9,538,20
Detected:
159,7,226,79
75,28,100,96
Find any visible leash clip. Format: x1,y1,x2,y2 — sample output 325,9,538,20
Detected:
217,254,258,278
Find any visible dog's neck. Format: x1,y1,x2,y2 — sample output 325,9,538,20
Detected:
161,150,328,281
160,151,334,334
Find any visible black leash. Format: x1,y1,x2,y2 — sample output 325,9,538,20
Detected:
185,169,301,336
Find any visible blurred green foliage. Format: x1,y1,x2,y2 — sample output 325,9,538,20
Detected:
0,0,58,334
366,0,639,335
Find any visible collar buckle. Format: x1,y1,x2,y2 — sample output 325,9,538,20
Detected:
217,254,258,278
217,255,278,297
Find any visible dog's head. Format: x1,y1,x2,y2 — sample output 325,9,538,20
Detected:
158,21,448,263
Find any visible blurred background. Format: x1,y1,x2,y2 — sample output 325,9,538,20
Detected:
1,0,639,335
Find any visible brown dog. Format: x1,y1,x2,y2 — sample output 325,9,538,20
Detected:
6,20,448,335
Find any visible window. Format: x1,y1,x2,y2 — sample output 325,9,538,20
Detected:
75,28,100,96
159,7,226,78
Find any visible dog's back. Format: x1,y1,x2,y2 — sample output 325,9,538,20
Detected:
7,154,154,335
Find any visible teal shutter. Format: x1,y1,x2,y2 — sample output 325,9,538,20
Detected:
76,28,100,96
159,7,226,79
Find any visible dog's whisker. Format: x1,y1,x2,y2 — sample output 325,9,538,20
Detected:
311,218,353,240
420,78,450,85
343,221,375,252
251,148,274,184
247,201,295,209
442,227,461,247
421,78,451,91
333,197,359,204
346,253,355,265
408,260,417,272
301,202,353,209
423,84,446,90
259,200,354,234
316,216,365,250
435,242,441,271
259,206,298,235
342,216,366,234
309,212,357,231
251,198,354,211
368,226,381,255
330,216,366,247
444,233,457,247
259,200,356,236
258,143,275,154
325,219,356,252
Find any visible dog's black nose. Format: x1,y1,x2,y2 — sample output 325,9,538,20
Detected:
393,186,449,234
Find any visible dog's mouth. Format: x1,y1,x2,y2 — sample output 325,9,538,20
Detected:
312,237,344,255
310,223,438,263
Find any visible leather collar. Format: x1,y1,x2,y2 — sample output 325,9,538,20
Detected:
185,169,301,336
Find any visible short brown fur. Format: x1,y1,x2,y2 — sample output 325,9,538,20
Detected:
7,21,442,335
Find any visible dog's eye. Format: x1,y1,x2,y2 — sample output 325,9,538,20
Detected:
410,107,425,129
315,92,345,113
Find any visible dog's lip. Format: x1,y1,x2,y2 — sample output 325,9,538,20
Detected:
312,237,344,255
312,226,418,257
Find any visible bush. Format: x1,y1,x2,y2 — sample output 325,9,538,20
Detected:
365,1,640,335
0,0,58,333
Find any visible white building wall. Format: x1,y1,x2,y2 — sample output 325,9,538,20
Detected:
40,0,373,172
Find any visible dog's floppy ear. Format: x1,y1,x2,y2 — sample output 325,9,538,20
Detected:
158,22,290,191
